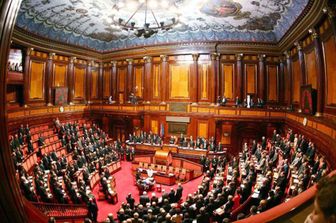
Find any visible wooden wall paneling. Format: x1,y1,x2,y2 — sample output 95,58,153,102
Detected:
53,62,67,87
152,62,160,101
73,64,86,102
86,62,91,103
305,48,318,89
143,114,151,133
151,119,159,134
292,58,301,103
236,54,243,101
322,35,336,107
191,54,199,103
117,65,127,104
46,53,54,105
143,56,151,102
197,120,208,139
103,65,112,99
267,64,278,102
132,59,144,99
133,65,144,98
23,48,32,105
98,62,103,102
126,59,134,102
245,63,257,97
283,61,290,105
90,67,98,100
208,118,216,139
297,43,307,85
221,123,232,145
210,53,219,104
111,61,117,102
285,52,293,105
186,118,196,139
258,55,266,100
28,59,46,102
279,59,285,104
311,31,325,116
6,85,17,104
221,62,234,100
219,59,224,98
67,57,75,104
160,55,168,103
198,62,211,102
168,61,191,100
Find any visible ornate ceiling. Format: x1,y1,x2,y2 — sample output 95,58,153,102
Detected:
16,0,309,52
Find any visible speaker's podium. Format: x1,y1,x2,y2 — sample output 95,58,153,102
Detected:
154,150,172,166
153,150,175,185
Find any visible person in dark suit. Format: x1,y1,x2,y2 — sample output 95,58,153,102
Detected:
266,190,276,210
168,188,175,203
140,191,150,206
37,134,45,147
87,198,98,222
276,171,287,192
150,192,159,204
258,180,269,200
127,193,135,209
27,140,34,154
196,207,210,223
107,213,116,223
175,183,183,202
160,189,169,206
117,208,128,223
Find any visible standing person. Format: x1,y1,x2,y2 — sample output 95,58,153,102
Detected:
87,198,98,222
175,183,183,202
304,175,336,223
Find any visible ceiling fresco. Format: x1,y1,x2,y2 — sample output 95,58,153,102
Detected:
15,0,309,52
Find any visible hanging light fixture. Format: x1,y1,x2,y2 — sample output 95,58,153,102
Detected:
108,0,180,38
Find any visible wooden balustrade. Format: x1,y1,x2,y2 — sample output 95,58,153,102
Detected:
31,202,88,220
22,152,37,172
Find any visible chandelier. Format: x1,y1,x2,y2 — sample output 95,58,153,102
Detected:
108,0,180,38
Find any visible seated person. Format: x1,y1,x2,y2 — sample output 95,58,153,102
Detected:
137,177,155,191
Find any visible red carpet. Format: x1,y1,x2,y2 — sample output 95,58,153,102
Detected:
93,161,204,222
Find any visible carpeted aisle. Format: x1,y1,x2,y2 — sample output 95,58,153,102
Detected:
93,161,204,222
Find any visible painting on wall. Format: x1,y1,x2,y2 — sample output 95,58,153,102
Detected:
300,85,316,115
8,48,23,73
168,123,188,135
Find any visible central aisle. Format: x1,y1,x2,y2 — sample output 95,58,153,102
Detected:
93,161,204,222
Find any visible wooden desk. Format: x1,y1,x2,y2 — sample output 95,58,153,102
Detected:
130,142,208,158
137,168,176,186
154,173,175,186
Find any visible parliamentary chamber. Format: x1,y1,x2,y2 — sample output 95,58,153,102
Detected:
1,0,336,222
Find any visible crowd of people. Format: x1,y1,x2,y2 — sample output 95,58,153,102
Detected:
102,128,328,223
170,134,219,151
128,131,163,145
128,131,226,152
12,119,122,222
10,120,331,223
